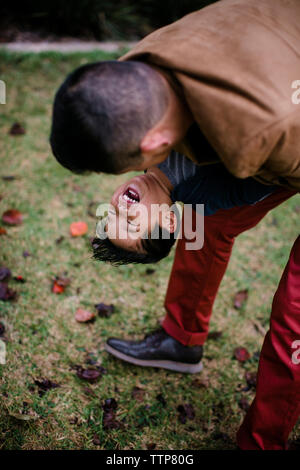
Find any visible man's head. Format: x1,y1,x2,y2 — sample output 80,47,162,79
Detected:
50,60,192,174
92,169,181,265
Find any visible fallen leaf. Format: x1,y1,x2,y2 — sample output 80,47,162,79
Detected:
233,289,249,309
76,367,102,383
1,175,17,181
102,398,122,430
51,276,70,294
75,308,95,323
0,282,17,301
207,331,223,340
70,221,88,237
92,434,101,445
156,393,166,407
132,386,145,402
245,371,257,388
9,122,26,136
13,275,26,283
191,378,209,389
95,303,115,318
2,209,23,225
103,398,118,411
234,347,251,362
177,404,195,424
238,397,250,411
146,443,156,450
0,267,11,281
145,268,155,275
34,379,60,396
0,227,7,235
52,281,64,294
83,387,96,397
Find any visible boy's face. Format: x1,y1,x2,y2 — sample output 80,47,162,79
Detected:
104,173,174,253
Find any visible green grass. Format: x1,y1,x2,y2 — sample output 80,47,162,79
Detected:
0,50,299,450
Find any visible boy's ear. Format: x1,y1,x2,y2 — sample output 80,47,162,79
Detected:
161,210,177,234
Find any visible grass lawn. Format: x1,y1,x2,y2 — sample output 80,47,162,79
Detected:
0,49,299,450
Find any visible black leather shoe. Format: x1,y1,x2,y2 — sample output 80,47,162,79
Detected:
105,328,203,373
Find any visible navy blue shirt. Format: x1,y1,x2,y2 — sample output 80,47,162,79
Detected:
157,151,278,216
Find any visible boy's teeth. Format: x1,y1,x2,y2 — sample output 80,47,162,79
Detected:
123,187,139,203
124,194,136,203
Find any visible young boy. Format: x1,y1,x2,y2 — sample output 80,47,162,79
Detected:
92,151,279,265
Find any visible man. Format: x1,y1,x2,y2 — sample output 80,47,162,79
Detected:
50,0,300,190
50,0,300,450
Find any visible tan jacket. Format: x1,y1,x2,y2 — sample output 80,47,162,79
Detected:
120,0,300,191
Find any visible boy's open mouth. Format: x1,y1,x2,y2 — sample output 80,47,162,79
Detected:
123,187,140,204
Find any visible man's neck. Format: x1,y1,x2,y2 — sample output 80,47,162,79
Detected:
148,65,194,146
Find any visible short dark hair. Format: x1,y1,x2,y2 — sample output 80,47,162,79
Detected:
92,224,177,266
50,60,168,174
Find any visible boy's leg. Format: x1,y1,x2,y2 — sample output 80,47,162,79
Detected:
237,235,300,450
163,188,296,346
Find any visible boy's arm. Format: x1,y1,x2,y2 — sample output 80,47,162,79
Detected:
171,164,279,216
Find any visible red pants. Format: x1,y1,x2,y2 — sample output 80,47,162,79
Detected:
162,188,300,449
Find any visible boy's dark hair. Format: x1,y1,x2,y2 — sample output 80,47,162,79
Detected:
50,60,168,174
92,224,177,266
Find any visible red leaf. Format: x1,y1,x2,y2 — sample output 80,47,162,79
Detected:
234,347,251,362
51,276,71,294
0,227,7,235
70,221,88,237
52,281,65,294
233,289,249,309
75,308,95,323
2,209,23,225
13,275,26,283
9,122,26,136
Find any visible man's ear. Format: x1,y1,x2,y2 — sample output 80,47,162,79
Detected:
140,130,170,155
161,210,177,234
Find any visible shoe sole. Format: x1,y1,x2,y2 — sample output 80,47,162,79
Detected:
105,343,203,374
